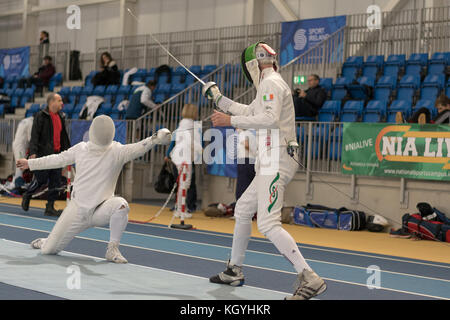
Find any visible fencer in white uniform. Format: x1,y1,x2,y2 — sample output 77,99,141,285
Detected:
16,115,171,263
12,117,34,186
202,42,326,300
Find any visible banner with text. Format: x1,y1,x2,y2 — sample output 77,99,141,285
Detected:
342,123,450,181
280,15,346,66
0,46,30,78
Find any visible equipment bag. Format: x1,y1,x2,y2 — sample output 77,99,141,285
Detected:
154,160,177,194
402,212,450,242
293,204,366,231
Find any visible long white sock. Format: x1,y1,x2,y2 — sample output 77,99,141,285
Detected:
109,208,128,243
265,227,312,273
229,217,252,266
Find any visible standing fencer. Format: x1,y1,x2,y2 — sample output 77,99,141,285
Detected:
202,42,326,300
16,115,171,263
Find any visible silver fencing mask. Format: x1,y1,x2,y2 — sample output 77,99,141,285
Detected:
89,115,115,148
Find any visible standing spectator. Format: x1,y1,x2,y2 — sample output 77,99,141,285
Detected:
21,93,70,216
18,56,55,94
293,74,327,118
125,80,158,120
40,31,50,44
91,52,121,86
165,104,202,218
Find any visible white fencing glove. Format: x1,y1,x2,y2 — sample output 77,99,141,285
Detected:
202,82,222,103
154,128,172,145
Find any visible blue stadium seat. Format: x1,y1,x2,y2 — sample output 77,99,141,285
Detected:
174,66,187,76
68,86,82,104
25,103,41,118
362,111,382,123
343,56,364,68
10,88,24,108
428,52,449,75
48,73,63,92
20,88,35,108
156,83,171,94
366,100,387,117
331,77,351,100
95,103,112,116
58,86,71,99
415,99,437,118
374,76,396,102
115,85,131,102
383,54,406,78
340,112,359,122
171,82,186,93
446,81,450,97
420,74,445,101
341,66,359,80
387,100,413,123
319,78,333,94
71,103,84,119
92,85,106,96
342,100,364,119
61,103,74,116
85,71,97,86
153,93,166,104
397,74,420,101
202,64,217,78
347,76,375,100
405,53,428,75
320,100,341,117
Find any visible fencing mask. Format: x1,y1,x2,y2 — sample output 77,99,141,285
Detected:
89,115,115,148
241,41,277,89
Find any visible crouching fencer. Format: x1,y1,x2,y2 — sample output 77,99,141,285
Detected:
16,115,172,263
202,42,326,300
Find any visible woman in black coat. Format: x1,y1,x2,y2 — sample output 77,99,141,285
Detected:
91,52,121,86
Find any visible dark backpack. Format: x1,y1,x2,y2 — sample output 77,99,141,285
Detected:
154,160,177,194
402,207,450,242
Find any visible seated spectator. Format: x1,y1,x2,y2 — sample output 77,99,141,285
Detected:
91,52,120,86
293,74,327,118
19,55,55,93
40,31,50,45
397,94,450,124
125,80,157,120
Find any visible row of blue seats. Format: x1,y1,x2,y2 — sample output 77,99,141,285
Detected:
2,73,63,92
318,99,437,123
0,87,36,109
320,73,450,103
341,52,450,80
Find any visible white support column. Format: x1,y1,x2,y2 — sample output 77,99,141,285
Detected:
245,0,255,25
119,0,137,37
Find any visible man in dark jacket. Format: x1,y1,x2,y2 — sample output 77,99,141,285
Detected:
293,74,327,118
21,93,70,216
19,56,55,92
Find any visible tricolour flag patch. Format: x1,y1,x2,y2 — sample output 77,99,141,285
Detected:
263,94,274,101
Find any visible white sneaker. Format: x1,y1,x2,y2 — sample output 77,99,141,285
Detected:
173,211,192,219
285,269,327,300
105,241,128,264
209,260,245,287
30,238,46,249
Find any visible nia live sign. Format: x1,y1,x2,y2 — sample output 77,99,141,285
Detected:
341,123,450,181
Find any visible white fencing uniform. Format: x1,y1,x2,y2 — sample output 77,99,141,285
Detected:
28,116,171,260
12,117,34,182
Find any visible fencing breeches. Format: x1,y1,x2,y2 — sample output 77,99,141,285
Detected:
40,197,129,255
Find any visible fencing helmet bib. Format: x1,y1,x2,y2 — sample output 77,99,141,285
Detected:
241,42,277,89
366,214,389,232
89,115,115,148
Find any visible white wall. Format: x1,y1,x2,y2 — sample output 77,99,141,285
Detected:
0,0,449,53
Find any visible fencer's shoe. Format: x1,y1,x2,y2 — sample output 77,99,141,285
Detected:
285,269,327,300
106,241,128,264
30,238,46,249
209,260,245,287
21,193,31,211
44,202,62,217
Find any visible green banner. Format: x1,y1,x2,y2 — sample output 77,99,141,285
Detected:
341,123,450,181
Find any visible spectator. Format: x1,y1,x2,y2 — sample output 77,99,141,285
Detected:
91,52,120,86
398,94,450,124
164,104,202,217
21,93,70,216
293,74,327,118
125,80,157,120
19,56,55,93
40,31,50,45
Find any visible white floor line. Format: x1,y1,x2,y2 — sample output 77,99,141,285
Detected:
1,208,449,270
1,211,450,284
0,222,448,300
